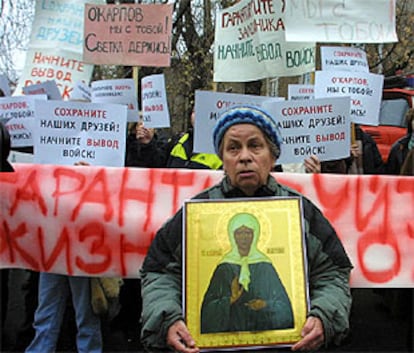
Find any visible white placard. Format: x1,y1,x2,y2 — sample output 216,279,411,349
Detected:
141,74,170,128
34,100,127,166
23,80,62,100
213,0,315,82
71,81,92,101
91,78,139,123
193,90,284,154
0,95,47,148
321,46,368,72
284,0,398,43
314,71,384,125
288,84,314,101
263,97,351,164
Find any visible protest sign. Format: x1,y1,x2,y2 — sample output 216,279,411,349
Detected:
0,74,11,96
0,95,47,148
314,71,384,126
14,49,95,100
284,0,398,43
33,100,127,167
14,0,103,99
193,90,284,154
71,81,92,102
91,78,139,122
0,164,413,288
288,84,314,101
83,3,173,67
23,80,62,100
321,46,369,72
141,74,170,128
263,97,351,164
213,0,315,82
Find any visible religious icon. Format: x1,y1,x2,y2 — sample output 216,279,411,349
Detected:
183,197,309,351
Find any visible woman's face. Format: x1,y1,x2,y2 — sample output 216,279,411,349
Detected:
234,225,254,257
221,124,276,196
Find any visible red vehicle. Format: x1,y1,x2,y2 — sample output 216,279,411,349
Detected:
360,87,414,162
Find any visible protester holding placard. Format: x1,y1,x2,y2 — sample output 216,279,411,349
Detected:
347,125,386,174
125,121,168,168
140,105,352,353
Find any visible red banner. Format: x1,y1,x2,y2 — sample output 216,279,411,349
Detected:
0,164,413,288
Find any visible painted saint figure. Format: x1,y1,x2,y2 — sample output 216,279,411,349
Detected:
201,213,294,333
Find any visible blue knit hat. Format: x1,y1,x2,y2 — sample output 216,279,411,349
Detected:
212,105,282,157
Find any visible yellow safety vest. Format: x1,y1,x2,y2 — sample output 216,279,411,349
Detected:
170,133,222,170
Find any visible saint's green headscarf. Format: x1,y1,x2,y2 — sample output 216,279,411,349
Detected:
219,213,271,291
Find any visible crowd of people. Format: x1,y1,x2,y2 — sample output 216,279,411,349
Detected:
1,101,413,353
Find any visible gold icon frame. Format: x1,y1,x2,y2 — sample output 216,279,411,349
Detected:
183,197,309,351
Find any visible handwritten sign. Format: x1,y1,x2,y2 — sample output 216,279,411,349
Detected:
14,49,95,100
288,84,314,101
83,3,173,67
14,0,101,99
0,95,47,148
263,97,351,164
141,74,170,128
284,0,398,43
193,90,284,154
33,100,127,166
321,46,369,72
314,71,384,126
213,0,315,82
0,164,413,288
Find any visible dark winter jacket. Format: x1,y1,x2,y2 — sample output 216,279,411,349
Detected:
386,134,411,175
140,176,353,349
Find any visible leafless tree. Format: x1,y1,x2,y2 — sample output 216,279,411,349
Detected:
0,0,35,89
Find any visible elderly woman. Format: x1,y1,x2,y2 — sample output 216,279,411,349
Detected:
140,105,352,353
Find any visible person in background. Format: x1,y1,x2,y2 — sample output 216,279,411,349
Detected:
400,148,414,175
320,124,385,175
25,162,103,353
125,121,168,168
163,107,222,170
386,108,414,175
347,124,386,174
140,105,352,353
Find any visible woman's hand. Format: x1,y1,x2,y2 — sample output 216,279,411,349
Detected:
291,316,325,351
167,320,199,353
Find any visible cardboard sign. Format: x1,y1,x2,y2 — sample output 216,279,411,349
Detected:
83,3,173,67
314,71,384,125
141,74,170,128
264,97,351,163
33,100,127,166
284,0,398,43
321,46,369,72
288,84,314,101
193,90,284,154
213,0,315,82
0,95,47,148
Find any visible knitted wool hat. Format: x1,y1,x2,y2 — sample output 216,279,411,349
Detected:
212,105,282,157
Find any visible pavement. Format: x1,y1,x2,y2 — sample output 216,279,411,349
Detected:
1,282,413,353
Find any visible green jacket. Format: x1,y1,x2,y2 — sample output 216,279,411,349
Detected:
140,176,353,349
